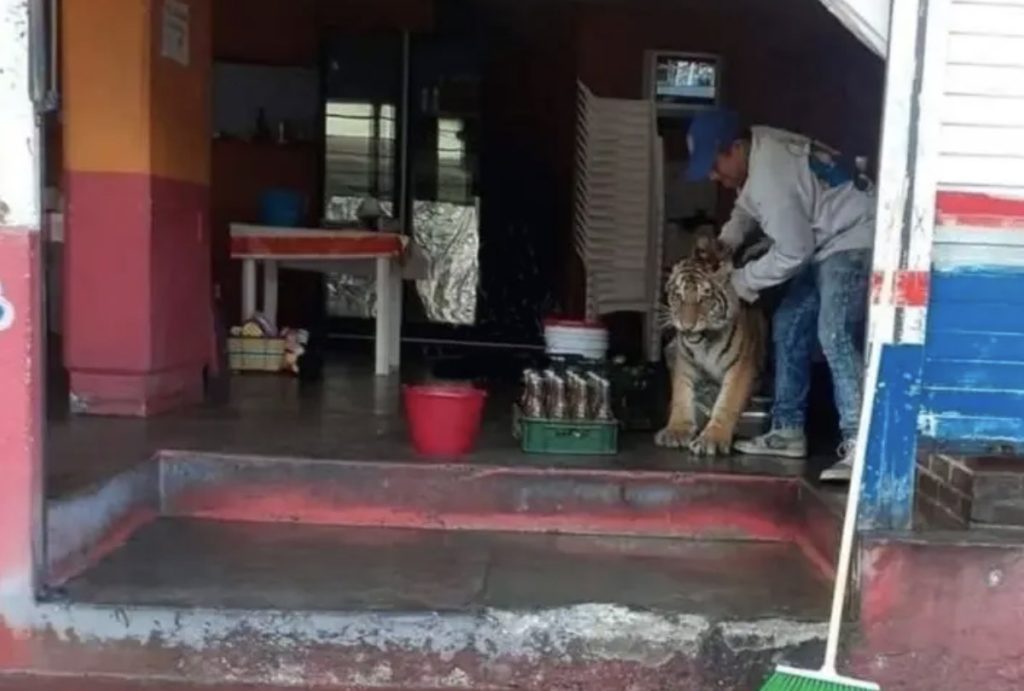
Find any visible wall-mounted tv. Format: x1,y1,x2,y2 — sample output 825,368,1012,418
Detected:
649,52,720,112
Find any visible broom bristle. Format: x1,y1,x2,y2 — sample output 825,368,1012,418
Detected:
760,667,880,691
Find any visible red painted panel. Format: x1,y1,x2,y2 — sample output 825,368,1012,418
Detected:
870,270,929,307
0,230,42,604
937,191,1024,228
229,233,404,258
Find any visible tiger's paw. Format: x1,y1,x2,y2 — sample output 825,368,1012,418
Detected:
654,424,696,449
688,423,734,456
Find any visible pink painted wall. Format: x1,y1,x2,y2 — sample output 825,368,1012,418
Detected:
853,539,1024,690
0,230,42,604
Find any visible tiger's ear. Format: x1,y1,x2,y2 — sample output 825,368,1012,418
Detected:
692,230,732,270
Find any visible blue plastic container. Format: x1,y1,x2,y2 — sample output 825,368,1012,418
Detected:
259,189,303,227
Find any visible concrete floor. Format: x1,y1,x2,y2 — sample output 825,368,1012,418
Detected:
47,358,810,498
37,352,837,689
60,518,830,620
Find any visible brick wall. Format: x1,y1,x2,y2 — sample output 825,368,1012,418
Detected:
916,452,1024,529
968,458,1024,527
915,452,975,529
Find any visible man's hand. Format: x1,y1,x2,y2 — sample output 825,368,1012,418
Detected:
730,269,758,303
738,236,773,266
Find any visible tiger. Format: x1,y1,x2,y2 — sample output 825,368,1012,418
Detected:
655,232,767,456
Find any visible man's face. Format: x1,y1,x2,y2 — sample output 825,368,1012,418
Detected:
710,141,749,189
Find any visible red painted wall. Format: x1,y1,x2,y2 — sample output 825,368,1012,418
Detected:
574,0,884,157
853,538,1024,690
213,0,433,66
210,0,434,327
211,141,319,326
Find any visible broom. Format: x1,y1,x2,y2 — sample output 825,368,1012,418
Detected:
759,296,885,690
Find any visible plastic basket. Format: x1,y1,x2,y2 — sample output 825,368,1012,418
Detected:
515,406,618,455
228,336,286,372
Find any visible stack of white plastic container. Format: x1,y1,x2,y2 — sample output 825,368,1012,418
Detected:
573,81,663,362
543,319,609,360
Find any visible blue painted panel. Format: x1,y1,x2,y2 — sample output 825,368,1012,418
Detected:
859,344,922,532
925,386,1024,419
922,359,1024,390
922,270,1024,447
927,302,1024,334
922,388,1024,418
919,414,1024,446
924,332,1024,362
930,270,1024,305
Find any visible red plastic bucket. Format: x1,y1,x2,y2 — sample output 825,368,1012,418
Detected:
403,384,488,458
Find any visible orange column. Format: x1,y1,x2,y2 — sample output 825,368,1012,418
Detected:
62,0,212,416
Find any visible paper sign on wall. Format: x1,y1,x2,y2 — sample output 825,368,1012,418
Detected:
161,0,190,66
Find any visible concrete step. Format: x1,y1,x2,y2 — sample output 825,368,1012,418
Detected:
26,518,831,690
57,519,830,618
6,454,842,690
46,452,841,587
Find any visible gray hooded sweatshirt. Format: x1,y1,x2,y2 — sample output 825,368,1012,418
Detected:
720,126,875,301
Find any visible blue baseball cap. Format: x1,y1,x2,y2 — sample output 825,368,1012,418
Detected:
685,109,741,182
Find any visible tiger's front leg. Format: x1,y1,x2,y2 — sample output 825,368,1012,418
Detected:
655,344,698,448
689,360,757,456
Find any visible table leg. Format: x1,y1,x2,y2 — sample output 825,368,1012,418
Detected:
263,259,279,330
375,256,391,376
389,259,402,370
242,258,257,321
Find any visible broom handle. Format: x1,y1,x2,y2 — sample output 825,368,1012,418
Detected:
821,306,886,674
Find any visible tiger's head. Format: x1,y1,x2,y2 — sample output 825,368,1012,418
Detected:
664,232,740,335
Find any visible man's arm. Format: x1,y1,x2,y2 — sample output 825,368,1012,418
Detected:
731,195,815,301
718,201,757,251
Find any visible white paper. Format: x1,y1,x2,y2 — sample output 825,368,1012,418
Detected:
160,0,190,66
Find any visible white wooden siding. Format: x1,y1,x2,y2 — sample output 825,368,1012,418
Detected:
939,0,1024,198
816,0,890,57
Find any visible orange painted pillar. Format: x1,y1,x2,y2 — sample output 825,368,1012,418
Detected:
62,0,213,416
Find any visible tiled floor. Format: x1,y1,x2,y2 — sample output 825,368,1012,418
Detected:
47,357,811,498
60,517,830,620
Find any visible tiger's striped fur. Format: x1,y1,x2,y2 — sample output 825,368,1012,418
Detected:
655,234,767,455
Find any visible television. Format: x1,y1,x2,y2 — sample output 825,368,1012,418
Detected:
648,52,720,112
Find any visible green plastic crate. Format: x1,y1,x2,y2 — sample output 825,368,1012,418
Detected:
516,409,619,455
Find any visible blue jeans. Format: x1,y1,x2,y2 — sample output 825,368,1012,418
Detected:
771,249,871,441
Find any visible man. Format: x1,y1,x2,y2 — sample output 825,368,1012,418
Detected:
685,109,874,482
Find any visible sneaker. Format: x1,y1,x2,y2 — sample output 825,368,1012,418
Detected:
819,440,854,482
733,429,808,459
